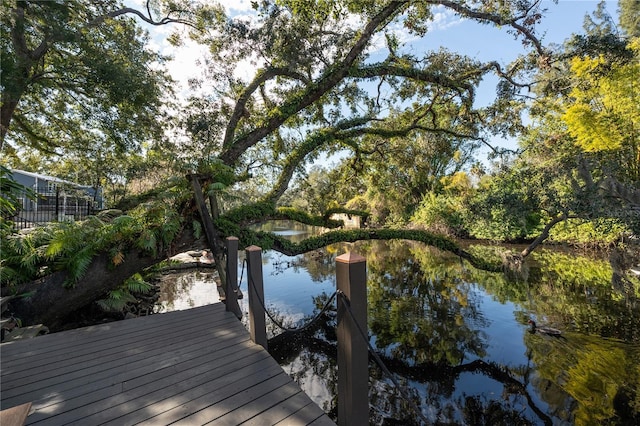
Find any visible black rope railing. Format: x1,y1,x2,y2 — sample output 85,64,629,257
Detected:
241,256,429,424
337,290,430,425
243,259,338,333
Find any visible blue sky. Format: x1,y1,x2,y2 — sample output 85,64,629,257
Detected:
129,0,620,162
421,1,621,158
429,1,619,62
134,1,620,97
433,1,619,103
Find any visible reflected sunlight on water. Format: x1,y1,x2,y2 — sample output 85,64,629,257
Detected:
156,271,220,312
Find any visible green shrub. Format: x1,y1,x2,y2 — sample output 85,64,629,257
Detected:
548,218,629,247
411,193,466,236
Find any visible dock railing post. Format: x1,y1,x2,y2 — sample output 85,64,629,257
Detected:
336,252,368,426
245,245,268,350
224,237,242,319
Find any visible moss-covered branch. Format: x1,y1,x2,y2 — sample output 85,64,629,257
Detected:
274,207,343,228
214,203,345,235
232,227,502,272
261,117,374,204
215,204,498,271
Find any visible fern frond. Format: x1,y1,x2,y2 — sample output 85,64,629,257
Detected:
83,216,106,228
45,222,86,258
112,251,125,266
206,182,227,196
95,299,124,312
96,289,137,312
109,215,139,240
161,217,181,245
0,265,24,287
111,215,136,228
62,246,95,287
192,220,203,239
137,229,157,255
8,233,33,256
19,249,41,271
45,238,66,258
109,289,137,302
124,274,152,294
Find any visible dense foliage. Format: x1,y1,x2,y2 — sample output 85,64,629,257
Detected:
0,182,189,291
1,0,638,326
0,0,179,153
407,1,639,244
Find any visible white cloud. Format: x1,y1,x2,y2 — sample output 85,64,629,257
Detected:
224,0,255,14
428,5,465,32
367,5,464,55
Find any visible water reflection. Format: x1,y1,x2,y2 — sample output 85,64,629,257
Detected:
237,248,336,335
164,221,640,424
241,222,640,424
367,242,488,366
155,271,220,312
250,219,327,244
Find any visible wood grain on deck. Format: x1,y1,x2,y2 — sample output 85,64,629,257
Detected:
0,303,335,425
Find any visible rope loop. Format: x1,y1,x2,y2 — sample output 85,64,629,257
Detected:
242,263,429,423
244,263,337,333
337,291,430,425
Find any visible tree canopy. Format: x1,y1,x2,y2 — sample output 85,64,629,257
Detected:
0,0,204,155
180,0,545,176
2,0,639,327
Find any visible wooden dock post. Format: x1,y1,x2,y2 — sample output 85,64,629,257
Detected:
224,237,242,319
245,245,268,350
336,252,368,426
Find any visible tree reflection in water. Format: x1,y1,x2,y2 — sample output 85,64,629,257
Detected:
229,225,640,424
155,271,220,312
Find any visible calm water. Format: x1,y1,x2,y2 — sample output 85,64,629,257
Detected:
161,221,640,425
155,270,220,312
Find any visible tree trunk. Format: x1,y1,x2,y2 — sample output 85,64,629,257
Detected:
9,230,198,329
0,96,19,150
3,2,42,151
520,213,568,259
10,251,159,329
189,174,227,285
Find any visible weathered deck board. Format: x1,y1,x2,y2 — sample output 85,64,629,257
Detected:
0,303,335,425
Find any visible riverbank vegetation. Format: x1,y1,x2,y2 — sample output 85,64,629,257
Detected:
1,0,639,327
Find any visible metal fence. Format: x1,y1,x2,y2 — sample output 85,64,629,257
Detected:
11,186,97,230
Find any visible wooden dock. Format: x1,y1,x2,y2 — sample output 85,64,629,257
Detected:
0,303,335,425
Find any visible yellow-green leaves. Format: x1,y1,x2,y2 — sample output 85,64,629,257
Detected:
563,40,640,154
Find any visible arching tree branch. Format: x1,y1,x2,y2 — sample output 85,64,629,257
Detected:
223,67,311,148
438,0,546,55
218,1,408,165
349,63,475,95
520,213,570,259
239,228,503,272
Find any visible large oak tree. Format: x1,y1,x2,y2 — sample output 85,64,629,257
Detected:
4,0,556,327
